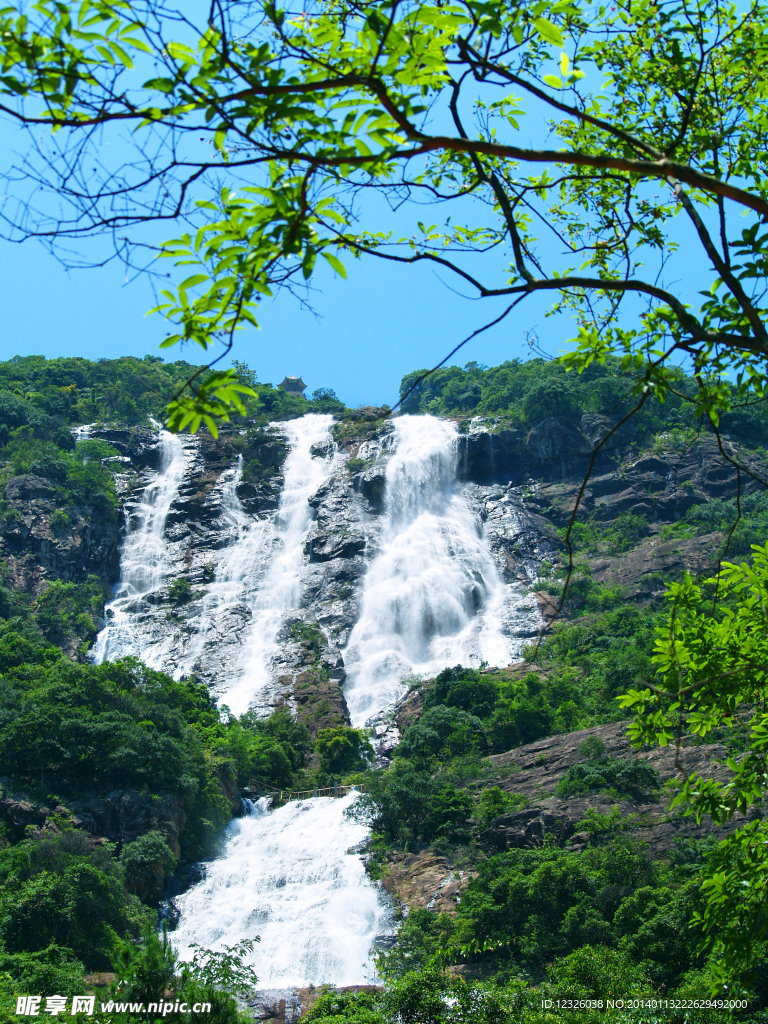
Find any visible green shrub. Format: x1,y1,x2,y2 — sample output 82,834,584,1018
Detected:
349,759,473,846
315,726,373,774
555,756,661,801
397,705,488,764
0,832,146,971
545,945,651,1000
168,578,194,605
120,832,178,898
476,786,528,827
0,946,86,998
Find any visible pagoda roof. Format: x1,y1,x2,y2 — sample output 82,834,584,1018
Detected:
279,375,307,391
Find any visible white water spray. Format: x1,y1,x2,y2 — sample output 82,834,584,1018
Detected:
220,414,337,715
92,428,187,664
343,415,527,725
173,793,391,987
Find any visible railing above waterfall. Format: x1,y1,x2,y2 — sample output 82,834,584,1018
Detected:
245,781,367,806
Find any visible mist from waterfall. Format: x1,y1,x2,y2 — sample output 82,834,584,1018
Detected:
173,793,392,987
343,415,523,726
92,428,187,665
220,414,337,715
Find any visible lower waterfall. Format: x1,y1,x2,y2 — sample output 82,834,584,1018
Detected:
172,793,392,987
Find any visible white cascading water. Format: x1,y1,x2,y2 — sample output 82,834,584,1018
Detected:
91,428,187,664
173,793,392,987
343,414,523,726
220,413,337,715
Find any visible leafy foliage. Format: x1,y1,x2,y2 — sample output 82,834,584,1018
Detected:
0,355,347,438
110,924,257,1024
120,832,178,899
0,653,311,858
0,831,146,971
351,759,474,847
555,755,660,801
1,0,768,438
315,726,374,774
400,359,724,440
621,544,768,992
0,355,204,427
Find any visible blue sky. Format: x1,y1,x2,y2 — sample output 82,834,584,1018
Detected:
1,213,569,409
0,13,714,411
0,20,588,411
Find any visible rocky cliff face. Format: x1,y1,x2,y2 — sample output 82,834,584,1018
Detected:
81,415,559,738
5,415,757,728
376,716,751,923
1,473,121,599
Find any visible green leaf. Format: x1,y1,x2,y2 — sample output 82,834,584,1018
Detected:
533,17,564,47
321,252,347,278
178,273,210,291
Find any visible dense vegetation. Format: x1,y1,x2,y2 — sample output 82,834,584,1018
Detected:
0,627,314,1018
0,639,314,857
0,355,346,432
343,653,768,1022
0,352,766,1022
400,358,768,447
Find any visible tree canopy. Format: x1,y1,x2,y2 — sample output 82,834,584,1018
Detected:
1,0,768,432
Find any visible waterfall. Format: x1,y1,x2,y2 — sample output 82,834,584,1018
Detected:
173,793,392,987
93,415,336,702
94,411,544,994
343,415,529,726
220,414,337,715
92,428,187,664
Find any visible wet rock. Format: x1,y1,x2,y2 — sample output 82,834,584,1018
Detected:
306,531,367,563
381,852,476,915
0,779,204,860
246,990,303,1024
353,466,387,511
290,668,351,738
0,478,121,600
310,439,335,459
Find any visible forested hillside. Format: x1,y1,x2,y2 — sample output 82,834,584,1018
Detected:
400,356,768,445
0,355,347,428
0,354,765,1023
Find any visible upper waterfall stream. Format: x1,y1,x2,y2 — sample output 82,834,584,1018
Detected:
223,414,337,715
170,456,272,689
343,415,533,726
92,428,187,665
